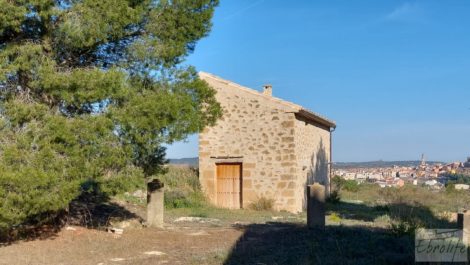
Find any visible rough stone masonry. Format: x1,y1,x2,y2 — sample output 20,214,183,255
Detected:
198,72,336,213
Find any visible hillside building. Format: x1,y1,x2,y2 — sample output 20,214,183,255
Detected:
198,72,336,212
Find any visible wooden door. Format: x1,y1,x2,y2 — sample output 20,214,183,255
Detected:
216,164,242,209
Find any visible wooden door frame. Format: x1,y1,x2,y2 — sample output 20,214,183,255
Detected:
215,162,243,209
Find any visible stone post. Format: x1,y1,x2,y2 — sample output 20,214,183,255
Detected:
457,210,470,245
307,183,326,229
147,179,164,228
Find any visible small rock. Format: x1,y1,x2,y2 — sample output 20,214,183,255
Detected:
232,221,249,227
144,251,166,256
174,217,220,223
65,226,77,231
132,189,146,198
110,219,142,229
107,228,124,235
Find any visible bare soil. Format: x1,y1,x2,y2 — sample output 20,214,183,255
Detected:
0,196,422,265
0,225,242,265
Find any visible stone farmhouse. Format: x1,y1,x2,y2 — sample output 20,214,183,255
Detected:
198,72,336,213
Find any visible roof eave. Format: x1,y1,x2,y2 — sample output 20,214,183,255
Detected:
297,109,337,129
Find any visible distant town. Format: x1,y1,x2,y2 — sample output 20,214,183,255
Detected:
333,155,470,190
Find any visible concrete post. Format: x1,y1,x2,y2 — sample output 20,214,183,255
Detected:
307,183,326,229
147,179,164,228
457,210,470,245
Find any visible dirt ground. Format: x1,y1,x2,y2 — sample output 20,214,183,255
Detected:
0,219,417,265
0,224,243,265
0,196,308,265
0,198,420,265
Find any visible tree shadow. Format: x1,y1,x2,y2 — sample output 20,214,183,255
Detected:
224,222,415,265
327,201,456,229
304,140,329,209
66,187,144,229
1,180,144,245
224,200,461,264
327,201,384,222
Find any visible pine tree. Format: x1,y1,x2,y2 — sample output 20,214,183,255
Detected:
0,0,221,230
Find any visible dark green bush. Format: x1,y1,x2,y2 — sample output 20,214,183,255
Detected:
331,175,345,191
343,180,360,192
390,219,422,236
327,190,341,204
374,205,390,212
99,167,146,196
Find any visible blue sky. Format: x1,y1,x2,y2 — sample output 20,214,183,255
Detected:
166,0,470,162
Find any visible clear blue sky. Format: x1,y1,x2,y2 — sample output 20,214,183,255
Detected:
166,0,470,163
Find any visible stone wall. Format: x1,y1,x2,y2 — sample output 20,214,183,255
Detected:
199,73,332,213
293,115,331,210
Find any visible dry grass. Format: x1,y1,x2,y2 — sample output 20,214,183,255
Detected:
342,183,470,213
247,197,275,211
157,166,208,209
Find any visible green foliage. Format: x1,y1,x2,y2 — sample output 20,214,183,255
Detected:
326,190,341,204
446,174,470,185
328,175,344,203
329,212,342,223
159,166,207,209
165,190,207,209
343,180,359,192
390,218,423,237
328,176,359,203
331,175,345,191
248,197,274,211
0,0,221,231
445,183,456,193
331,176,361,192
373,205,390,212
341,183,470,218
99,166,146,196
387,203,426,235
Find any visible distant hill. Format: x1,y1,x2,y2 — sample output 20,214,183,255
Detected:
333,160,445,169
168,157,198,167
168,158,445,169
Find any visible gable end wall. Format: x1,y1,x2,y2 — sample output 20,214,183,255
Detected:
199,80,301,212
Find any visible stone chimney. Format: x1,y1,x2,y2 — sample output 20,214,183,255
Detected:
263,84,272,97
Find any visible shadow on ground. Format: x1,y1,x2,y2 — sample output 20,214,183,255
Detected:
225,222,415,265
67,191,144,229
327,201,456,229
225,201,461,265
1,184,143,245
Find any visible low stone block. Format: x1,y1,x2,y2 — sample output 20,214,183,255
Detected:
307,183,325,229
457,210,470,244
147,179,164,228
